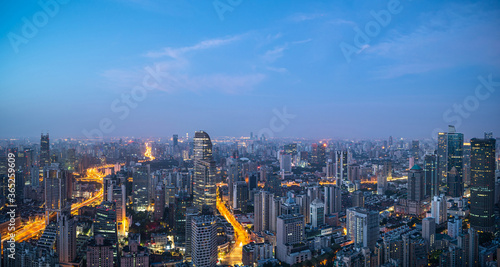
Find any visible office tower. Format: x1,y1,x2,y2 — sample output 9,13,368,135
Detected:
44,163,67,223
193,131,216,212
276,214,307,263
348,164,361,182
248,173,257,191
324,185,342,214
154,184,165,220
191,215,218,267
57,213,76,264
233,181,249,211
346,207,379,250
422,217,435,249
94,201,118,263
280,153,292,172
254,191,274,233
184,207,199,259
109,184,126,236
40,133,50,169
120,241,149,267
411,140,420,161
431,195,447,225
352,191,364,208
87,235,114,267
470,138,496,232
437,132,448,183
281,194,300,215
408,165,424,202
227,160,242,206
447,216,462,239
326,159,334,179
447,126,464,197
310,199,325,228
424,154,439,197
173,191,190,247
463,142,472,186
335,151,348,183
173,134,179,147
132,164,150,212
318,143,326,165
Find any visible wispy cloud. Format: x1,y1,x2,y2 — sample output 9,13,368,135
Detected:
104,34,266,94
289,13,324,22
262,45,288,63
145,35,243,58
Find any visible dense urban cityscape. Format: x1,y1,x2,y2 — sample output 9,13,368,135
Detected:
0,128,498,266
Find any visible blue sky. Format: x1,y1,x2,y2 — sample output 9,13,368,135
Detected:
0,0,499,140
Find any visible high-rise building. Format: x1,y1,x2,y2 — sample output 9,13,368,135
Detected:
154,184,165,220
431,195,447,225
193,131,216,212
94,201,118,263
57,213,76,264
184,207,199,259
324,185,341,214
470,138,496,232
132,164,150,212
44,163,67,223
109,183,126,236
173,134,179,147
87,235,114,267
254,191,275,233
346,207,379,250
280,153,292,173
310,199,325,228
422,217,435,249
191,215,218,267
352,191,364,208
276,214,309,264
424,154,439,197
411,140,420,162
335,151,348,184
40,133,50,169
437,132,448,184
173,191,190,247
447,126,464,197
447,216,462,239
408,165,424,202
233,181,249,211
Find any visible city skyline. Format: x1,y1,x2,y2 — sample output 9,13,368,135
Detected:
1,0,500,139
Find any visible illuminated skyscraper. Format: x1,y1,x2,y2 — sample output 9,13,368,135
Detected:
40,133,50,181
424,154,439,197
132,164,150,212
346,207,379,250
437,132,448,183
324,185,341,214
335,150,348,184
446,126,464,197
408,165,424,202
94,201,118,264
191,215,218,267
193,131,216,212
44,163,67,223
57,212,76,264
470,138,496,232
411,140,420,162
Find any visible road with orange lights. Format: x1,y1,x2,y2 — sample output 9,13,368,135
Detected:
1,167,106,244
216,188,250,266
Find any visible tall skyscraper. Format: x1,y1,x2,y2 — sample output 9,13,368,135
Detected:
447,126,464,197
57,213,76,264
424,154,439,197
411,140,420,162
324,185,342,214
408,165,424,202
310,199,325,228
173,134,179,147
470,138,496,232
154,184,165,220
94,201,118,263
346,207,379,250
44,163,67,223
109,184,126,236
431,195,447,225
335,151,348,184
40,133,50,168
437,132,448,184
254,191,274,233
132,164,150,212
233,181,249,211
422,217,435,249
191,215,218,267
193,131,216,212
